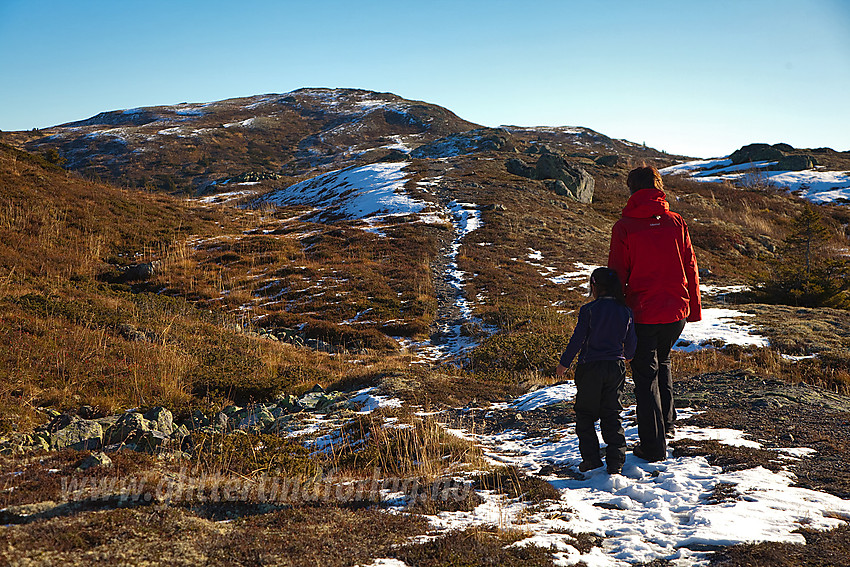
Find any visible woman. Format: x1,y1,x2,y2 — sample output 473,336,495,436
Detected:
608,165,701,462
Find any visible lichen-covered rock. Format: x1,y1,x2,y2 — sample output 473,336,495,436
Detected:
237,407,276,430
506,158,534,178
50,419,103,450
104,412,154,446
595,154,620,167
729,143,785,165
771,154,817,171
506,153,595,203
77,451,113,470
136,430,169,453
144,407,174,435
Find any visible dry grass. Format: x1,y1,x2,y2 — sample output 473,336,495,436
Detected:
710,525,850,567
0,504,432,566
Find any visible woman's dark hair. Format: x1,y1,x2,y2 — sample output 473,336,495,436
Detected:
590,267,626,304
626,165,664,194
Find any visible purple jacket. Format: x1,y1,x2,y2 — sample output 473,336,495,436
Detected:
559,297,637,367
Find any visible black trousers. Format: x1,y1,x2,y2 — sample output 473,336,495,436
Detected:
630,319,686,460
574,360,627,468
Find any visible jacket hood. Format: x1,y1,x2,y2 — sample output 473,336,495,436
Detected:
622,188,670,218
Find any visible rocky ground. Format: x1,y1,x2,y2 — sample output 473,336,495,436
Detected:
2,369,850,565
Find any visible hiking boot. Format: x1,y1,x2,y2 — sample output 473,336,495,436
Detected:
577,460,603,472
632,443,664,462
606,464,622,475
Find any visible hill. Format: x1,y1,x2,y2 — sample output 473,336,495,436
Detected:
1,90,850,566
3,88,674,196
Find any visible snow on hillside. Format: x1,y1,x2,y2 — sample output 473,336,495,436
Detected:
256,162,436,227
660,159,850,204
676,309,768,351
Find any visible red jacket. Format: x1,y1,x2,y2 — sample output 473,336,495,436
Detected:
608,188,702,325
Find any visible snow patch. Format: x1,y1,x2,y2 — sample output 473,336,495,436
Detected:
256,162,432,226
676,308,768,351
661,159,850,205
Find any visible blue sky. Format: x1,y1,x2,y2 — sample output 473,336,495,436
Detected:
1,0,848,158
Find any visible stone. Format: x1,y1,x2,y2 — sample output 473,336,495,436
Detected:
595,154,620,167
172,424,190,440
188,410,210,429
264,415,293,434
297,391,329,411
507,153,595,203
506,158,534,178
50,419,103,451
44,413,74,433
214,411,232,431
771,154,817,171
135,430,169,453
729,143,785,165
30,433,50,452
120,262,158,282
275,394,299,413
104,412,154,446
117,323,148,342
143,407,174,435
77,405,96,419
41,408,61,419
237,408,275,430
534,153,594,203
95,415,120,431
77,451,113,470
544,179,569,197
221,405,242,417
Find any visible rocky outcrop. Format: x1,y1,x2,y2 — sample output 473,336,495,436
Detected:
119,262,159,282
771,154,817,171
729,143,785,165
594,154,620,167
506,152,595,203
3,387,391,456
411,128,516,159
50,418,103,451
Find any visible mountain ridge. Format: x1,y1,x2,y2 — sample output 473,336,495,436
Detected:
1,88,678,196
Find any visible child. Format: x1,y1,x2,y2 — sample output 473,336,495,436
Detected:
556,267,636,474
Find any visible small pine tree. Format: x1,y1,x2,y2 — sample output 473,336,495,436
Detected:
43,148,67,168
784,204,831,276
752,205,850,308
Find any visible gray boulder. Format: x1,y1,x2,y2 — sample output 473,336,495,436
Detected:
104,412,155,446
506,153,595,203
120,262,158,282
534,154,595,203
77,451,113,470
729,143,784,165
117,323,149,342
506,158,534,178
143,407,174,435
595,154,620,167
238,407,276,430
771,154,817,171
50,419,103,451
136,430,169,453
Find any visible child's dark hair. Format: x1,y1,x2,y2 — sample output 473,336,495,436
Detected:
590,267,626,304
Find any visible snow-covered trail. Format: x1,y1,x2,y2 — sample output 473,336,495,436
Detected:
430,385,850,566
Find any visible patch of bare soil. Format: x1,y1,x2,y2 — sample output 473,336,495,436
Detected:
709,524,850,567
674,371,850,498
